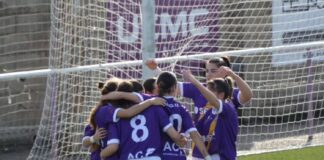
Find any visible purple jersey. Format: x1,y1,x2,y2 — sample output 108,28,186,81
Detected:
94,104,120,150
161,96,197,160
136,93,196,159
134,92,155,102
192,100,238,160
113,106,173,160
83,124,100,160
101,123,120,160
179,82,241,123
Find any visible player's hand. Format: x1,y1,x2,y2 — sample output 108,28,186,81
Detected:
216,66,234,78
89,144,99,152
182,69,194,82
93,128,106,141
175,135,187,148
145,59,158,70
149,97,166,106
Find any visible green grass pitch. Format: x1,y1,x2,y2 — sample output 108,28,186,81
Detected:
238,146,324,160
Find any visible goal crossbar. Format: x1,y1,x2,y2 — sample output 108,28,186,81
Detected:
1,41,323,81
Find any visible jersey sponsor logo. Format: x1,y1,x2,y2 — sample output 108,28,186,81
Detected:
127,148,156,159
163,142,182,152
195,106,210,115
163,142,186,157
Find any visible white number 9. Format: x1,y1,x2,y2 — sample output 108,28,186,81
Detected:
170,114,182,132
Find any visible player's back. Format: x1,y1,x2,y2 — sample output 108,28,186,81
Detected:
161,96,196,160
116,105,172,160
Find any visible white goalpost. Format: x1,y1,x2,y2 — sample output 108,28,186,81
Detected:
1,41,324,81
0,0,324,159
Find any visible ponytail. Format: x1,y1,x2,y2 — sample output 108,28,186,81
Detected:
221,56,231,68
224,77,234,100
207,77,233,100
88,79,120,129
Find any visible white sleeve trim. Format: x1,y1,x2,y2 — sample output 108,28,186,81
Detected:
217,99,223,114
133,92,144,102
163,123,173,132
82,136,90,143
178,82,184,96
184,127,197,135
237,90,242,105
113,108,121,122
107,139,120,145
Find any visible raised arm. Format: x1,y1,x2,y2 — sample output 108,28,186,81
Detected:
146,59,186,97
117,97,166,118
217,66,253,104
146,59,162,76
182,70,221,109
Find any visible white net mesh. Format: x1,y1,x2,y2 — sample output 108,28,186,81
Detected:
2,0,324,159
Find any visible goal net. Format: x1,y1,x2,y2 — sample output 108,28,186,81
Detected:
1,0,322,159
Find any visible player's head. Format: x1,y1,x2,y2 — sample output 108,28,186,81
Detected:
207,77,233,100
206,56,231,81
117,80,133,92
116,80,136,108
89,78,120,128
156,71,177,97
130,79,144,93
143,77,157,95
98,78,120,95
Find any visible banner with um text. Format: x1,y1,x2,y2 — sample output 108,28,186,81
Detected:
105,0,219,63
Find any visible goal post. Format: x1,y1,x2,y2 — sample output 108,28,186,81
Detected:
141,0,156,80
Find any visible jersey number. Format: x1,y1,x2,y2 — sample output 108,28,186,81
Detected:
130,115,149,142
170,114,182,132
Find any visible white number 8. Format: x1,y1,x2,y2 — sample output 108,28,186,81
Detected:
130,115,149,142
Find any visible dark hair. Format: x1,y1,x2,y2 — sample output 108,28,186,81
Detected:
156,71,177,96
143,77,156,94
117,80,133,93
89,78,120,129
98,81,104,90
207,56,231,68
100,79,119,95
130,79,144,93
207,77,233,100
116,80,135,109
